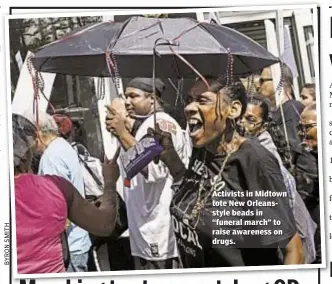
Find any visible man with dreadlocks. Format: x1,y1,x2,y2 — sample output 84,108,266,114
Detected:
105,77,190,270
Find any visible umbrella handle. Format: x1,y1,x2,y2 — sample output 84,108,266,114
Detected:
152,38,180,129
153,38,179,57
154,38,179,47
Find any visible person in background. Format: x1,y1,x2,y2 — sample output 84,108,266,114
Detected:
31,115,80,174
53,112,132,271
294,103,319,213
150,76,304,267
295,103,320,263
299,84,316,107
105,77,189,270
53,114,106,201
53,114,74,142
25,111,92,272
241,93,317,263
257,67,276,108
259,64,305,154
13,113,119,274
241,73,261,93
299,103,318,153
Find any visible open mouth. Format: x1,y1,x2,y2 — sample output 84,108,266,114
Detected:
188,119,203,137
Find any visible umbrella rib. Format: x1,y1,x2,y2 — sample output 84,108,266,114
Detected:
198,21,280,62
173,22,201,41
197,22,275,74
107,17,132,50
171,52,181,78
158,19,165,35
142,31,159,39
113,20,161,43
196,22,228,53
235,56,253,74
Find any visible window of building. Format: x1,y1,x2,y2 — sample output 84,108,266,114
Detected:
47,75,104,158
304,25,315,81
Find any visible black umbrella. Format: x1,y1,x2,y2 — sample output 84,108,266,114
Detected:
32,16,279,78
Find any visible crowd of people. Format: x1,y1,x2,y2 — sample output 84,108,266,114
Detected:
13,63,320,274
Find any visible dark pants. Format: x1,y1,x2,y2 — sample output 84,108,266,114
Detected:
133,256,181,270
310,205,321,264
88,237,134,271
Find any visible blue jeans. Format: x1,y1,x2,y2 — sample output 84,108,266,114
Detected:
67,252,89,272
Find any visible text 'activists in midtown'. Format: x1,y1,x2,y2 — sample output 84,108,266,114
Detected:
149,76,304,267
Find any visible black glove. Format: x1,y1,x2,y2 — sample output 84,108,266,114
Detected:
147,123,175,164
147,124,186,182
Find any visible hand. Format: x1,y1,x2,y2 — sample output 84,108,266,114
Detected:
105,106,128,137
124,117,135,133
147,123,175,164
65,219,71,231
92,195,104,208
147,123,175,151
148,124,185,180
106,98,134,133
110,98,127,117
102,147,121,184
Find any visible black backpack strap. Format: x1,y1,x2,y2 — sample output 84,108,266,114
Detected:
60,230,71,270
77,154,103,188
72,143,104,200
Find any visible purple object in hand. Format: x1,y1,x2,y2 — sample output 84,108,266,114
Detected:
120,135,164,180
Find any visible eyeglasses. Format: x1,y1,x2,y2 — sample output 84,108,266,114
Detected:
259,77,273,86
243,117,263,128
297,122,317,136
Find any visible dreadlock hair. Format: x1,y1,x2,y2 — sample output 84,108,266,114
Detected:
197,75,248,125
247,93,293,169
281,63,296,100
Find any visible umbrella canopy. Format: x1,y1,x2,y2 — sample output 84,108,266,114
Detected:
32,16,279,78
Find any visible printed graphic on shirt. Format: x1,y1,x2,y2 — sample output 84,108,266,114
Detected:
119,112,181,260
170,141,297,267
150,243,160,257
157,119,177,135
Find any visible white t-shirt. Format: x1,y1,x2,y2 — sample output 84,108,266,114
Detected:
118,112,190,260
